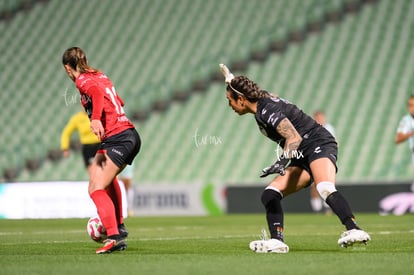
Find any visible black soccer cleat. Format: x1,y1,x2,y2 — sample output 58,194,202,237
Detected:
118,224,128,238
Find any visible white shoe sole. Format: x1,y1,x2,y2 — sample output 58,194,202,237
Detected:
338,230,371,248
249,240,289,253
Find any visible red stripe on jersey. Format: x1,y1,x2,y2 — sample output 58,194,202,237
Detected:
96,149,107,154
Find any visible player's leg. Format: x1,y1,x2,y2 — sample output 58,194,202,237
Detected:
119,164,134,216
250,166,311,253
106,175,128,233
265,166,311,238
310,183,323,212
82,143,100,178
311,158,370,247
89,153,121,235
123,177,135,217
107,175,129,238
311,158,358,229
95,129,140,253
88,153,126,253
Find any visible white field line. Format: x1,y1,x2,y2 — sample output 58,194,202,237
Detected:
0,234,253,245
1,230,413,246
1,229,413,237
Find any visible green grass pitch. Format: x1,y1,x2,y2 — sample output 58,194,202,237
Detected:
1,214,413,275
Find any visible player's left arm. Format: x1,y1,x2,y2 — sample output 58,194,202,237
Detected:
276,117,303,158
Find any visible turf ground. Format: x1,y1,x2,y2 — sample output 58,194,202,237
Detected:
1,213,413,275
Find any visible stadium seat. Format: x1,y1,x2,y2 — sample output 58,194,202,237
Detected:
2,0,413,184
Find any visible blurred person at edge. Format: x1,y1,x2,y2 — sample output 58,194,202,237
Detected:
395,95,414,165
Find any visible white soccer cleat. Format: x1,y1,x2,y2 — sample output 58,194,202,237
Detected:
219,63,234,84
338,229,371,248
249,238,289,253
249,229,289,253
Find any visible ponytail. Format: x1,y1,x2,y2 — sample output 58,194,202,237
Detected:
62,47,98,73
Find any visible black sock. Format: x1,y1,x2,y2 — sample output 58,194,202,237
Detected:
108,234,122,241
325,191,360,230
261,189,284,241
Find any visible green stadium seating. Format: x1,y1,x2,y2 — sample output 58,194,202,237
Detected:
1,0,413,183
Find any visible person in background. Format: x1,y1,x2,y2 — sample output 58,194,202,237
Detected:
118,162,135,217
60,110,101,177
395,95,414,165
310,110,335,214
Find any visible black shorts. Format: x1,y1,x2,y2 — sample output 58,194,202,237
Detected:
81,143,100,167
98,128,141,168
289,127,338,183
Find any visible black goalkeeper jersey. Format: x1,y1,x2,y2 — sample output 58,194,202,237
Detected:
255,97,331,149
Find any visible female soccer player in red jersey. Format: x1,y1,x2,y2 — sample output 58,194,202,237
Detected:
220,64,370,253
62,47,141,254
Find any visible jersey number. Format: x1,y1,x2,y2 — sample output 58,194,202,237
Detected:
105,87,125,115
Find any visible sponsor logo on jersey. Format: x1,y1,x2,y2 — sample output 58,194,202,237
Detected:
267,113,279,126
111,148,124,156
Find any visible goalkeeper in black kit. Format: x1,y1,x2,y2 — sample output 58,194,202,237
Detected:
220,64,370,253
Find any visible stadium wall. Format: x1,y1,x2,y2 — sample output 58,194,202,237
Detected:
0,181,226,219
1,181,412,219
226,182,414,215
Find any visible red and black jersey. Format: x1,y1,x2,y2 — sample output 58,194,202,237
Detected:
75,71,134,140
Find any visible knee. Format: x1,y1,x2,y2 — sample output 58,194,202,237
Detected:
88,182,98,196
88,178,105,195
316,181,337,201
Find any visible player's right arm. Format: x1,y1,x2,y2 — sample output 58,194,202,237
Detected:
395,131,414,144
395,117,414,144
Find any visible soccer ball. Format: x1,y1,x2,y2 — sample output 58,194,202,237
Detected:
87,215,107,243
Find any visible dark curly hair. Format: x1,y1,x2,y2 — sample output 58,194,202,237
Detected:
227,76,271,102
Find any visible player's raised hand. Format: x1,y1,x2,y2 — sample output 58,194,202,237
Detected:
219,64,235,84
90,119,105,140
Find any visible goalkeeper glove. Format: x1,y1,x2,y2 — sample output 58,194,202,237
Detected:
260,158,291,178
219,64,235,84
